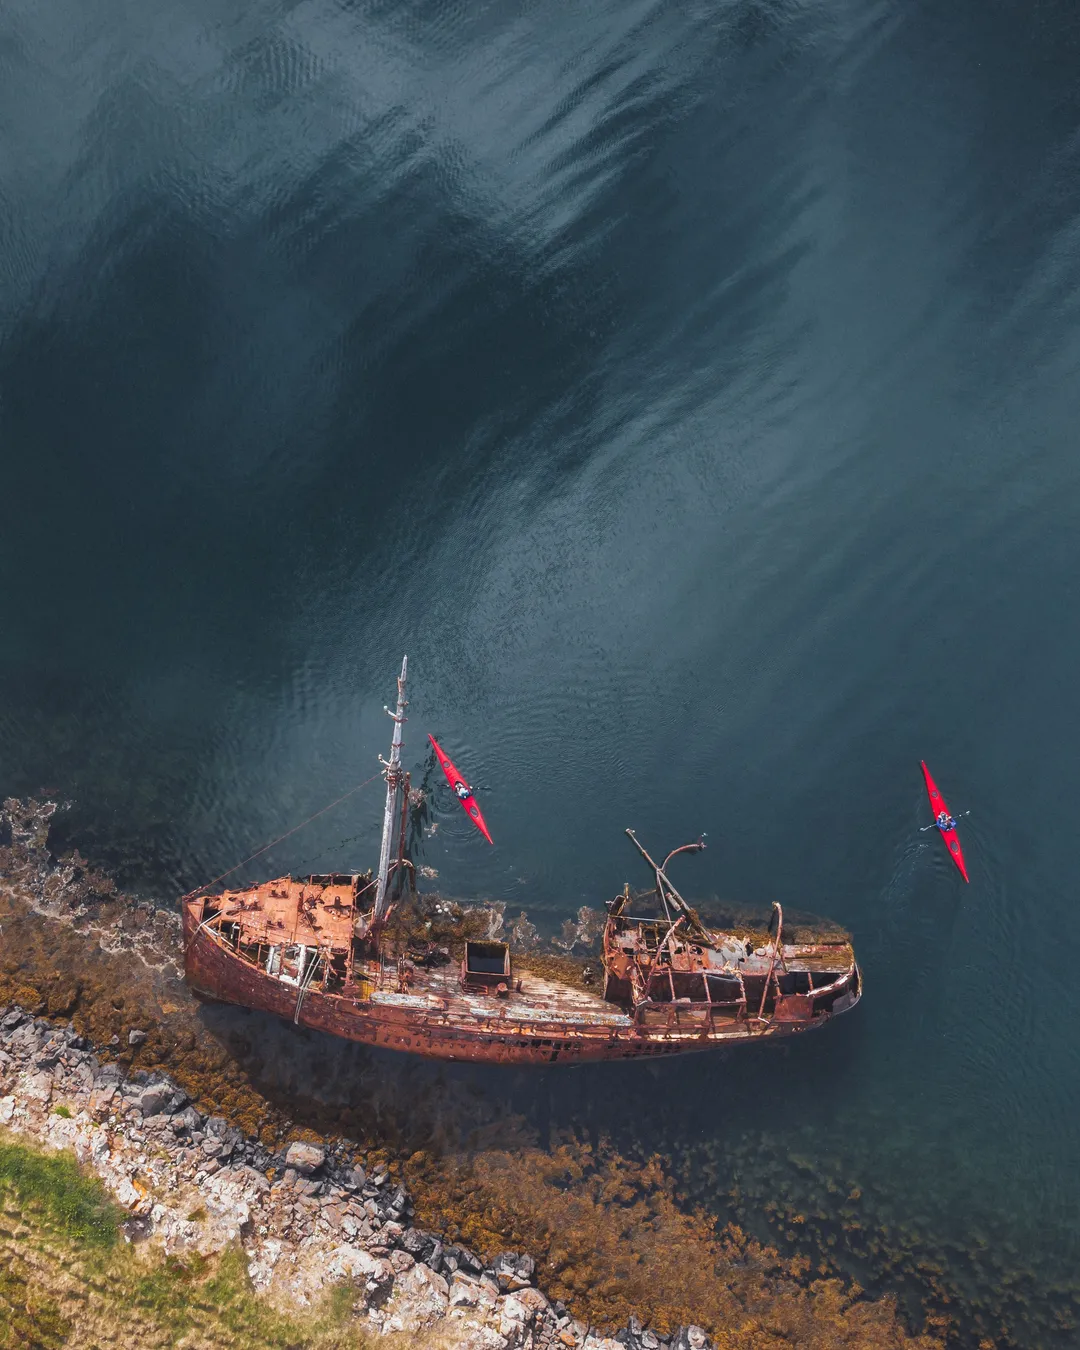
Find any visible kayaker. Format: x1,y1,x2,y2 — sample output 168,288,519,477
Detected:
454,781,472,801
936,810,956,832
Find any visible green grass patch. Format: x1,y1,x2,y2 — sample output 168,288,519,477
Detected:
131,1244,362,1346
52,1105,71,1119
0,1134,375,1349
0,1135,120,1248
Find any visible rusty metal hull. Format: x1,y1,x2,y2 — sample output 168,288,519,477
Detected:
183,904,859,1066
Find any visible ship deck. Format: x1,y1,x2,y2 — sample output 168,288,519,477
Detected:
371,963,631,1027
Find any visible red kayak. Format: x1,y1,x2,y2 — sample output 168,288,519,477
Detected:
920,760,969,882
429,735,493,845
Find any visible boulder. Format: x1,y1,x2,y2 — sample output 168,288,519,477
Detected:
33,1043,60,1069
670,1330,711,1350
327,1244,386,1281
500,1294,530,1332
402,1227,438,1261
88,1085,117,1119
176,1105,204,1132
136,1086,169,1117
9,1023,46,1056
394,1261,449,1327
284,1141,325,1175
493,1250,534,1288
449,1273,480,1307
128,1029,148,1047
455,1244,485,1276
389,1248,415,1275
515,1286,551,1318
326,1245,395,1307
22,1071,53,1103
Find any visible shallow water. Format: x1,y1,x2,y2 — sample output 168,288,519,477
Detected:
3,0,1080,1342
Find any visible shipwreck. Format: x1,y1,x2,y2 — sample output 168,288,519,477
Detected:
183,659,861,1064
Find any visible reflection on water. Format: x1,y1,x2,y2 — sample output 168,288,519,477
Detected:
4,0,1080,1344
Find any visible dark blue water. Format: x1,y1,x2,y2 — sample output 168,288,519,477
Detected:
4,0,1080,1341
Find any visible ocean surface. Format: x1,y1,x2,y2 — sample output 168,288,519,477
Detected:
3,0,1080,1343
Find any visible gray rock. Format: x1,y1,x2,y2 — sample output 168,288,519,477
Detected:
454,1245,484,1276
23,1071,53,1102
128,1030,148,1047
616,1317,643,1350
515,1253,536,1282
284,1141,325,1175
10,1023,46,1055
0,1008,27,1031
401,1227,437,1261
177,1105,203,1132
346,1165,367,1190
167,1090,190,1115
219,1127,243,1156
137,1086,169,1117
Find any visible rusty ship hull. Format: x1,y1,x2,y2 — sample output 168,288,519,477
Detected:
181,876,861,1066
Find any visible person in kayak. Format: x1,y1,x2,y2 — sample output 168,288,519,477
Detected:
935,810,957,832
454,781,472,801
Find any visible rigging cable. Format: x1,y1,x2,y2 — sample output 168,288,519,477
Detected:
181,771,383,900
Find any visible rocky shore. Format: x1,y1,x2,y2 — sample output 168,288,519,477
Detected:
0,1003,711,1350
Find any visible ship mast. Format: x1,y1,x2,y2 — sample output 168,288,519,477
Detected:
373,656,408,923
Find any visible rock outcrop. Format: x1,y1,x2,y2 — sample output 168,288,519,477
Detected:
0,1004,710,1350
